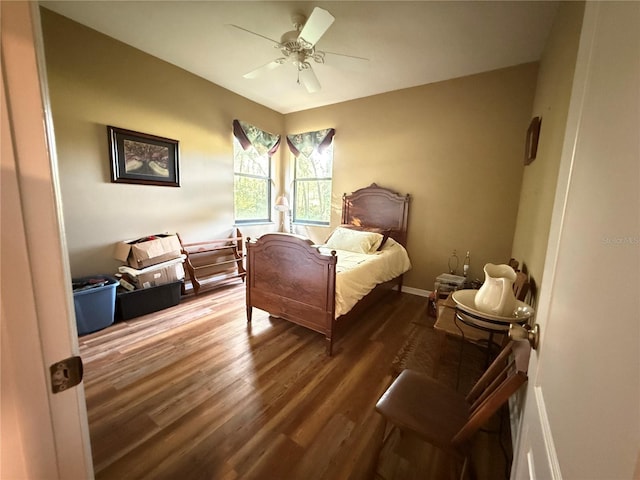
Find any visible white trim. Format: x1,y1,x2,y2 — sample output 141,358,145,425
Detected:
534,386,563,479
527,449,537,480
399,286,430,297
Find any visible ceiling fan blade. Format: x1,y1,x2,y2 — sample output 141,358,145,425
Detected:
298,7,335,47
299,67,321,93
243,59,286,79
324,51,370,71
226,24,280,45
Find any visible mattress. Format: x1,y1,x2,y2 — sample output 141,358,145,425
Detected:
318,237,411,317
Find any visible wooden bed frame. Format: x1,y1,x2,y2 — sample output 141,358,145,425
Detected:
245,183,410,355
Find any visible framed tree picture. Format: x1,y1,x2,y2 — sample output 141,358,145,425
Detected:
108,126,180,186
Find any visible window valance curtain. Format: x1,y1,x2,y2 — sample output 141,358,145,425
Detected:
286,128,335,157
233,119,281,156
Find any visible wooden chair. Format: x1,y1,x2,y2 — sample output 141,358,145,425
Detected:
432,267,529,379
375,339,531,479
512,271,529,303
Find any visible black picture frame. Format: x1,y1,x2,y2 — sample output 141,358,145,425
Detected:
524,116,542,165
108,126,180,186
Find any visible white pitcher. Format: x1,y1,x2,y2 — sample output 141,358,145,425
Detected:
474,263,517,316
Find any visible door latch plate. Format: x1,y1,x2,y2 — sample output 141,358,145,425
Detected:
50,356,83,394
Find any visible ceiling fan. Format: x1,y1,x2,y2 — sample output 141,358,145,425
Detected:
228,7,369,93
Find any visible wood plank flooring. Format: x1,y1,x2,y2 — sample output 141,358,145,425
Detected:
78,283,510,480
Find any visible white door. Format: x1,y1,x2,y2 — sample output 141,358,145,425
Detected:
1,2,93,478
511,2,640,479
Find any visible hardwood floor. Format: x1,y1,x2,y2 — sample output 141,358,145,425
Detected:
78,283,511,480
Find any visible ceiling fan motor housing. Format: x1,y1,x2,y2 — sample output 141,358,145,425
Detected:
279,30,303,53
278,29,323,68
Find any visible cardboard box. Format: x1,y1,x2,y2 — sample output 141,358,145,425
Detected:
132,263,184,289
118,256,185,289
114,233,182,269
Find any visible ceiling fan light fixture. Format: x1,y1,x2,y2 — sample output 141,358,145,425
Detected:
297,60,312,72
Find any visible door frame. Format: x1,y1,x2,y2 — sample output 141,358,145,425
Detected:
510,3,596,476
1,2,93,478
511,1,640,477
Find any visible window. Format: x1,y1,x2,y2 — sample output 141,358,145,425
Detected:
233,120,280,223
287,128,335,225
233,136,270,222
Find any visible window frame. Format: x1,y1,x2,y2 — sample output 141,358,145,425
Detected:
291,140,334,226
233,135,273,225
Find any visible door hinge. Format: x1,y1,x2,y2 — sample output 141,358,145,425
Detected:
49,356,83,394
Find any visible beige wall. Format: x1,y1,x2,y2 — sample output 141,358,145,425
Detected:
41,9,284,277
287,64,538,290
43,8,538,291
511,1,584,300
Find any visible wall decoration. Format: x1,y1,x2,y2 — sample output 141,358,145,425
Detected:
108,126,180,186
524,116,542,165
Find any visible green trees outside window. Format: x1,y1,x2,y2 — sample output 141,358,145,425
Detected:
288,129,335,225
233,136,271,222
293,143,334,224
233,120,280,223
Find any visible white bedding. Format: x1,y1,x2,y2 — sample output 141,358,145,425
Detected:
317,237,411,317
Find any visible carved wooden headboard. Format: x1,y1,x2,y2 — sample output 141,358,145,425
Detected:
341,183,410,247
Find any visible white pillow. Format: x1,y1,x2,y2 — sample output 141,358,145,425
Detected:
325,227,383,254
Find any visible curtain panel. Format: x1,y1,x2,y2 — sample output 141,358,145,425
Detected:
233,119,281,156
286,128,335,158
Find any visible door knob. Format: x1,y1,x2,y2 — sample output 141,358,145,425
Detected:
509,323,540,350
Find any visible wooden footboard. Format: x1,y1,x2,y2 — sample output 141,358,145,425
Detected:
246,233,339,354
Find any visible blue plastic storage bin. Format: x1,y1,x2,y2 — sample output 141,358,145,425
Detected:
72,275,118,335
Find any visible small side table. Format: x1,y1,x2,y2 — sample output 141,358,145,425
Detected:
451,289,534,366
432,293,496,384
434,290,534,388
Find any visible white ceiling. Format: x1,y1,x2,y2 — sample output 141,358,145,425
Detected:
40,1,558,114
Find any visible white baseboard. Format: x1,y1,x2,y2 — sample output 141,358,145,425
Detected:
398,285,430,297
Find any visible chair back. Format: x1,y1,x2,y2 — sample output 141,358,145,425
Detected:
513,271,529,301
451,340,531,447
